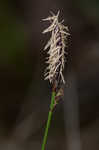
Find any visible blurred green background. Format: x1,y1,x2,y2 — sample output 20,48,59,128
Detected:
0,0,99,150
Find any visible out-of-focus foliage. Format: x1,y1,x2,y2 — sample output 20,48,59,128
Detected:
76,0,99,22
0,1,27,65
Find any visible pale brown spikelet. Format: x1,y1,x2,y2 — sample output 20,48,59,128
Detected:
43,11,69,86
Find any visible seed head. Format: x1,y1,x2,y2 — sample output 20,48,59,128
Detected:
43,11,69,87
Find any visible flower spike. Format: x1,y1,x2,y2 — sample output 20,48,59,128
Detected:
43,11,69,86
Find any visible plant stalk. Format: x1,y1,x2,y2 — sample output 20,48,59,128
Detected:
41,91,55,150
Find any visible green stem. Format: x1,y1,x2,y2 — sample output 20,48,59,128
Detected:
41,91,55,150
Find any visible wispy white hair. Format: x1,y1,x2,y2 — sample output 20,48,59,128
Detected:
43,11,69,85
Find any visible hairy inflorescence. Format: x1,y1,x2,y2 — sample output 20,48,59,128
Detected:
43,11,69,87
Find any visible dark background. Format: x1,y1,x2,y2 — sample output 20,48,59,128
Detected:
0,0,99,149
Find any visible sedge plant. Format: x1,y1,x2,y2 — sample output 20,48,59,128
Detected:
41,11,69,150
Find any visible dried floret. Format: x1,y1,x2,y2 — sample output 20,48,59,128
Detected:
43,11,69,85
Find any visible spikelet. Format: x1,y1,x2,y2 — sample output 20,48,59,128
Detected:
43,11,69,86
